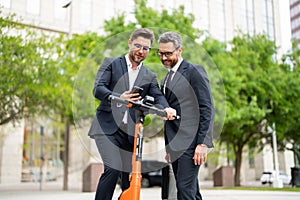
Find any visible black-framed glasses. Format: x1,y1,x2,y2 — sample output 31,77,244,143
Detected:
157,47,179,57
133,43,151,51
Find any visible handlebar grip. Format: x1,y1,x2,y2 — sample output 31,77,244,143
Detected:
108,95,129,105
173,115,180,120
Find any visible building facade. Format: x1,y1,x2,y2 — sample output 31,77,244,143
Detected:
290,0,300,46
0,0,285,43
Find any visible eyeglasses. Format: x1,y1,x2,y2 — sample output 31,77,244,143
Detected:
133,43,151,51
157,47,179,57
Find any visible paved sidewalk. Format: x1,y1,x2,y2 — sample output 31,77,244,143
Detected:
1,188,300,200
0,181,160,200
0,189,159,200
1,181,300,200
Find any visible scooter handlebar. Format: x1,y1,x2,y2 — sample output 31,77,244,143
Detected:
108,95,180,119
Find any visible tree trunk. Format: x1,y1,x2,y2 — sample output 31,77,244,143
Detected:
234,146,243,186
63,119,70,190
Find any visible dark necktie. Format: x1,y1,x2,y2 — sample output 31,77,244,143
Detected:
165,70,174,96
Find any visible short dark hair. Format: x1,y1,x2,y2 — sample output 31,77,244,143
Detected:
130,28,155,45
158,31,182,48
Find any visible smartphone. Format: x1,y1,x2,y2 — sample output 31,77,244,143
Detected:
130,86,143,96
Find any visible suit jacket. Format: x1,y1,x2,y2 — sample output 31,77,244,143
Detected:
88,56,169,139
161,60,215,152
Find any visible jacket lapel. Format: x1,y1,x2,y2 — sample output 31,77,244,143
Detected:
119,56,130,90
166,60,188,98
161,76,166,94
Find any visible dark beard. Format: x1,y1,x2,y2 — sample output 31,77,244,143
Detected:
162,58,177,68
129,53,141,64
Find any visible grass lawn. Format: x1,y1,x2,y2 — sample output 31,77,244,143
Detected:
208,186,300,192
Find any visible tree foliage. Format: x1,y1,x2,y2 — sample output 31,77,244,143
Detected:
225,34,282,186
202,33,287,185
275,39,300,164
0,10,58,125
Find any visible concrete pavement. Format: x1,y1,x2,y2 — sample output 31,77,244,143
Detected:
0,181,300,200
1,188,300,200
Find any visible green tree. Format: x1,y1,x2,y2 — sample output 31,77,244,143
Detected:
273,39,300,165
70,32,107,125
0,9,59,125
214,33,282,186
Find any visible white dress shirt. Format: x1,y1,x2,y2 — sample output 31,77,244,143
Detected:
163,57,183,94
122,54,142,124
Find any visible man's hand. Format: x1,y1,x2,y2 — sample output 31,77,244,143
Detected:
120,91,141,102
165,153,171,163
193,144,208,165
163,107,177,120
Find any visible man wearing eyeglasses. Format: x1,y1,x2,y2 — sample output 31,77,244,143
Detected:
88,28,176,200
158,31,215,200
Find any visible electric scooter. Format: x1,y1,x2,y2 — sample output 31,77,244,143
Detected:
108,95,178,200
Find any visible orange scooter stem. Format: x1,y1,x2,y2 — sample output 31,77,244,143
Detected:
119,116,144,200
108,95,172,200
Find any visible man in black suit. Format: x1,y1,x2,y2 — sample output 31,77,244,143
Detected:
88,28,176,200
158,31,215,200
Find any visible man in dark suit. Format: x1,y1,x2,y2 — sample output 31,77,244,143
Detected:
88,28,176,200
158,31,215,200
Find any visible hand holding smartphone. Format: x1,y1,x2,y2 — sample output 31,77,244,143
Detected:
130,86,143,97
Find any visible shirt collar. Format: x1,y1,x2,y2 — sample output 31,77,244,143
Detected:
125,54,142,70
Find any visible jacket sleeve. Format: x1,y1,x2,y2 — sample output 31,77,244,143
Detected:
93,57,119,102
191,65,215,148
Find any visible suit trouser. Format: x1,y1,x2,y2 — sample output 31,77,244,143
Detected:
94,129,133,200
162,164,178,200
170,148,202,200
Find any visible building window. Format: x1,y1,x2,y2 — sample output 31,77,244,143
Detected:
246,0,255,34
198,0,209,31
54,0,67,20
124,0,136,24
0,0,10,8
262,0,275,39
26,0,40,15
183,0,193,15
214,0,226,41
240,0,247,32
99,1,115,24
79,0,92,27
240,0,255,35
